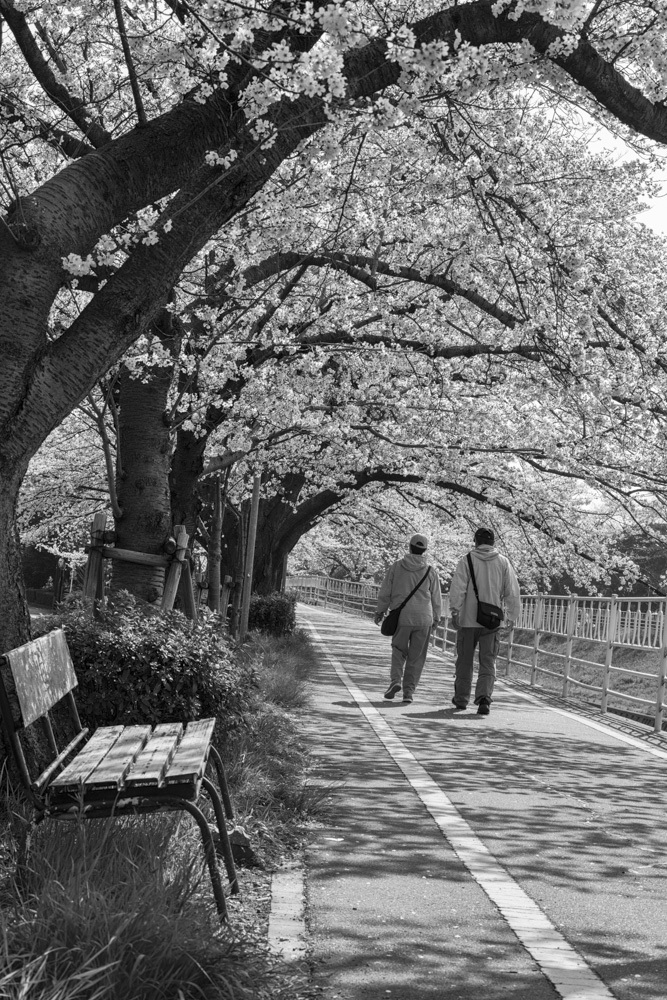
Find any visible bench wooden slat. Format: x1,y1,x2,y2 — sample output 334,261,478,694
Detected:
83,725,152,791
125,722,184,788
49,725,125,794
163,718,216,787
5,630,77,727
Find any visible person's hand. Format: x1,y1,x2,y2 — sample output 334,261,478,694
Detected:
374,612,384,626
450,611,460,630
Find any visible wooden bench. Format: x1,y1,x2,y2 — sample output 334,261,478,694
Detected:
0,628,238,919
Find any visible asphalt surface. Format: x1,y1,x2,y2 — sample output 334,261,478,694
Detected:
298,604,667,1000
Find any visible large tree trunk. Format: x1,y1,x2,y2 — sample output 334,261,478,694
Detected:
218,475,343,595
0,464,31,650
111,316,178,601
170,426,208,540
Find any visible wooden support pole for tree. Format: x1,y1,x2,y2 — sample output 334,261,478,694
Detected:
101,547,170,567
161,525,188,612
178,558,198,621
82,512,107,618
207,474,223,613
239,475,261,642
220,575,233,623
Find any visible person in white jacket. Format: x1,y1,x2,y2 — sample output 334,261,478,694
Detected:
448,527,521,715
374,533,442,704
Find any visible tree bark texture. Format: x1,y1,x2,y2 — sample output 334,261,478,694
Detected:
111,361,174,602
0,464,31,650
170,426,208,540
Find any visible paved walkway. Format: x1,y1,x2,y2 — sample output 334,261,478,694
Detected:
297,604,667,1000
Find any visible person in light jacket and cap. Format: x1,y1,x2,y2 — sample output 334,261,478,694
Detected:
374,533,442,704
448,527,521,716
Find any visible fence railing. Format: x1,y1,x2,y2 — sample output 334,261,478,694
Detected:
288,575,667,734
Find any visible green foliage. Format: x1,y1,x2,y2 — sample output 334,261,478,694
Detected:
248,592,297,637
37,596,256,729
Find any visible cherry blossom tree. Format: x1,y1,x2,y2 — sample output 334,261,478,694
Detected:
4,0,667,646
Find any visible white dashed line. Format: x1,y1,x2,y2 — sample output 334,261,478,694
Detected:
306,620,617,1000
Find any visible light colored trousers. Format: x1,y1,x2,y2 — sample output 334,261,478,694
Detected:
454,627,500,705
390,625,431,697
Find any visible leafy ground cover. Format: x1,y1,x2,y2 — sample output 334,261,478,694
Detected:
0,622,329,1000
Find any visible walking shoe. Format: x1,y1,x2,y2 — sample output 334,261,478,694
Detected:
402,694,413,704
477,698,491,716
384,682,402,700
452,698,467,711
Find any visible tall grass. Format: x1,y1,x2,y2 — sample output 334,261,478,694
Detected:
0,812,270,1000
225,628,336,847
251,627,314,710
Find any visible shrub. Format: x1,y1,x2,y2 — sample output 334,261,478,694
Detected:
36,595,257,730
247,592,296,637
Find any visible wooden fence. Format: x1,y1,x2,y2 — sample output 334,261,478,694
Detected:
288,575,667,733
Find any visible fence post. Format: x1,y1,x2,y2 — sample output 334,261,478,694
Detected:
323,577,329,609
655,598,667,733
601,595,618,715
530,595,544,687
506,621,515,677
562,594,577,698
441,594,450,654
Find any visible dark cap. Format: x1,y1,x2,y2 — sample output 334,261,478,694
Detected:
409,533,428,551
474,527,494,546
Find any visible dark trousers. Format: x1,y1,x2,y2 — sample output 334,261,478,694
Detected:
454,627,500,705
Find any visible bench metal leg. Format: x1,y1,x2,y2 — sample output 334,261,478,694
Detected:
208,746,234,820
202,776,239,896
169,797,228,920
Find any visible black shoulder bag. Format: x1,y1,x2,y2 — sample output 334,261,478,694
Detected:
380,568,431,636
466,554,504,631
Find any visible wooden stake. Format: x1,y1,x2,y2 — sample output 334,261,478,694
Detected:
207,475,223,613
220,575,233,623
82,513,107,618
239,475,261,642
179,558,198,621
161,526,188,612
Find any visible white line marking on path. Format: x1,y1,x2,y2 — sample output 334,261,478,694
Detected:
306,620,617,1000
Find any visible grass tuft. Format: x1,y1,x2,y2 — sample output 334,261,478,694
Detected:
1,812,272,1000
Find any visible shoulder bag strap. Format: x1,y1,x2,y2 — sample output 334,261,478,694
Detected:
466,553,480,602
396,567,431,612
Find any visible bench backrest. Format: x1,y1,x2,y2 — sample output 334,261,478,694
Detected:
3,630,78,727
0,629,86,800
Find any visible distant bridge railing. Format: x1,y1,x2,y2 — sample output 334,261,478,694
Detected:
288,575,667,734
